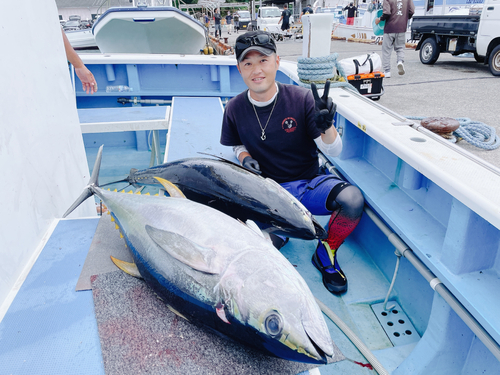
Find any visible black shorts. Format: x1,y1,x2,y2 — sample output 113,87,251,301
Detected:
281,22,290,31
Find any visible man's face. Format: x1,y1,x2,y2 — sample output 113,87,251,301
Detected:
237,51,280,100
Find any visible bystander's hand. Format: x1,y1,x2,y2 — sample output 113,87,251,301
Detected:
311,80,336,133
75,66,98,94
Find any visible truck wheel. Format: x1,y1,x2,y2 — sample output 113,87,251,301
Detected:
488,45,500,76
420,38,440,65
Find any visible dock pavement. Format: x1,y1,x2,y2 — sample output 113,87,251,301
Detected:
219,29,500,171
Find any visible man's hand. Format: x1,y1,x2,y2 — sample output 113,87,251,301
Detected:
311,80,337,133
375,18,380,25
242,156,261,174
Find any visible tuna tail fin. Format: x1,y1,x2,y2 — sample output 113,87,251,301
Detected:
62,145,103,218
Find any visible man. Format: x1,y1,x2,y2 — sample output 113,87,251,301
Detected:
220,31,364,294
233,12,240,33
375,0,415,77
278,4,292,32
214,9,222,38
343,2,357,26
300,4,314,22
225,12,233,35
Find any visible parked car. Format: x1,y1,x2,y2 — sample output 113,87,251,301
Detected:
237,11,254,30
69,15,81,21
80,19,92,29
63,20,81,32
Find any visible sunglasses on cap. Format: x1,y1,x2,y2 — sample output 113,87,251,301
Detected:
235,32,277,60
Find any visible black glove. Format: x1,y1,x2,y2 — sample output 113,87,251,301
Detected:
311,80,337,133
242,156,261,174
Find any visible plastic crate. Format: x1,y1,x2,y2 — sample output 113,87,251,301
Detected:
347,71,385,100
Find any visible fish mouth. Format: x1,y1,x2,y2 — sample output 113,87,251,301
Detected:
312,217,327,239
302,317,334,364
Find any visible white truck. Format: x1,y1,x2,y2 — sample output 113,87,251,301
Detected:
411,0,500,76
256,6,285,32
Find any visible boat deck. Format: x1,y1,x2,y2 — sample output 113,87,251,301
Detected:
2,81,500,373
0,95,415,375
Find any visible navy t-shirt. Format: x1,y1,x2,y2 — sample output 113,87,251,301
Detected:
220,83,322,183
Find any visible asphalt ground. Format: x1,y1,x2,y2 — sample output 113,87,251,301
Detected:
221,30,500,170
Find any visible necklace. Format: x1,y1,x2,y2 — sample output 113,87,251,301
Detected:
252,95,278,141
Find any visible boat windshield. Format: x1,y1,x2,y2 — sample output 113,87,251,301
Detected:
261,8,281,18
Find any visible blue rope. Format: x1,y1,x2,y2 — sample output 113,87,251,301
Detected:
406,116,500,150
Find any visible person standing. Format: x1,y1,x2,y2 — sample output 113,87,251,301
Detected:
233,12,240,33
343,2,357,26
214,9,222,38
220,31,364,294
300,4,314,22
375,0,415,77
278,4,292,32
225,12,233,35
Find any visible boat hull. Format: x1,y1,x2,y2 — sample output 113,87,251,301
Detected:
65,29,97,50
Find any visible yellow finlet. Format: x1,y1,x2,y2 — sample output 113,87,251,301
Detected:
127,190,133,194
110,216,115,222
167,305,190,321
115,223,119,230
110,256,142,278
113,189,118,192
145,192,150,196
153,177,186,198
120,233,124,239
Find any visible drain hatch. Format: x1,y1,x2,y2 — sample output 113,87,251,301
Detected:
371,302,420,346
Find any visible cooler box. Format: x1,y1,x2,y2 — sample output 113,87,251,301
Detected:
347,71,385,101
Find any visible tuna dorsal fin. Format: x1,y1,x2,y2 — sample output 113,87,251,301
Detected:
153,177,186,198
145,225,222,275
110,256,143,279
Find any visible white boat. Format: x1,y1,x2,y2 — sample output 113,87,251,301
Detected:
92,4,207,54
65,28,98,50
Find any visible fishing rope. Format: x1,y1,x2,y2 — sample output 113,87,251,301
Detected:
296,53,358,93
406,116,500,150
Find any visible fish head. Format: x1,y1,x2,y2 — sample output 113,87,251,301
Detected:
221,261,334,364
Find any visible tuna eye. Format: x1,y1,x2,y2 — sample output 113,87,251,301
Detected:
265,313,283,337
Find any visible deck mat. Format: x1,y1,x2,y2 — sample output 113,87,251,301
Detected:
91,271,344,375
76,213,132,291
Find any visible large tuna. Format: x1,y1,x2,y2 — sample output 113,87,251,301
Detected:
64,146,334,364
114,157,327,240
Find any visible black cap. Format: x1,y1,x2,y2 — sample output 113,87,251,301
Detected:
235,31,277,62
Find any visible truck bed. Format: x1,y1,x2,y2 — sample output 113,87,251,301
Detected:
411,15,480,39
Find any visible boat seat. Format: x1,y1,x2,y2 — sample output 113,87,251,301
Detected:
77,106,170,134
164,96,236,163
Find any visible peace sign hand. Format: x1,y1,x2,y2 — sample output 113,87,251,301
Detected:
311,80,337,133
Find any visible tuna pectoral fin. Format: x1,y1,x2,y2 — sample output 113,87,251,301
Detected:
145,225,223,275
153,177,186,198
110,256,143,279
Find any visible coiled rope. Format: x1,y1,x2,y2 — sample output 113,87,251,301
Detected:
297,53,358,93
406,116,500,150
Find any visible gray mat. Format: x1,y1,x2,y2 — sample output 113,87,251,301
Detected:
91,271,345,375
76,213,132,291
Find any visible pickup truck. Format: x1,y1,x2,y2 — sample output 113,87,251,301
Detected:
410,0,500,76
